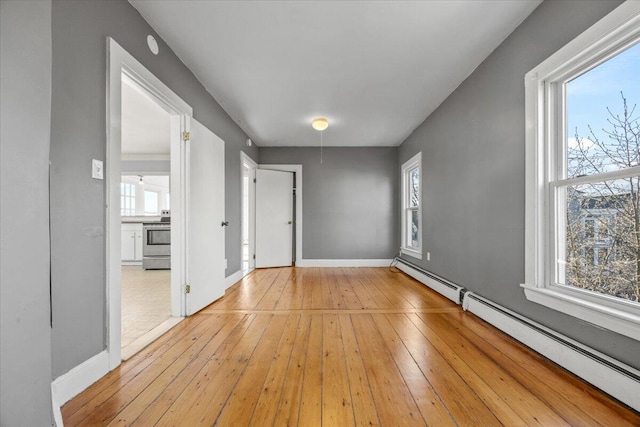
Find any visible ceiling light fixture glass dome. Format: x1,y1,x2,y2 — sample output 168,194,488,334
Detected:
312,117,329,131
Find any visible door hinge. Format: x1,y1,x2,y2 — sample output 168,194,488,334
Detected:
253,254,256,260
182,131,190,141
253,178,256,183
185,284,191,294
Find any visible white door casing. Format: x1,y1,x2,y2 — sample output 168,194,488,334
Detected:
255,169,293,268
107,37,192,369
184,117,226,315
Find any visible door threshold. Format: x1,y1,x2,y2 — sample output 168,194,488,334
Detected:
121,316,183,361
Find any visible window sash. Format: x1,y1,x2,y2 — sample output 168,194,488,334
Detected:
523,1,640,341
401,153,422,257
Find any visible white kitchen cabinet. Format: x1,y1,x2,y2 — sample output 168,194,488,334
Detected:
121,223,143,263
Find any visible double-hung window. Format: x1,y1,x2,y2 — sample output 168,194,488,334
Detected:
121,182,136,216
401,152,422,259
522,2,640,340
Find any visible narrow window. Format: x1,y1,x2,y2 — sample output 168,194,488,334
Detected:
401,152,422,259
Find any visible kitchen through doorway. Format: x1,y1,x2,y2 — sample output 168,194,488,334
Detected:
119,73,180,360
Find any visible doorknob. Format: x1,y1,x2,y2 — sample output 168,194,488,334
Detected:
221,221,229,227
288,221,292,224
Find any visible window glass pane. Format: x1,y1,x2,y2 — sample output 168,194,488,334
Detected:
144,191,158,215
121,182,135,216
566,43,640,179
562,176,640,303
409,167,419,208
406,209,419,249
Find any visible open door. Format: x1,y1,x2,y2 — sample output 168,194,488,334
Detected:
255,169,293,268
185,118,226,315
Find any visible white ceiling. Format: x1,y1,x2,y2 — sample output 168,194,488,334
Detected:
130,0,541,147
121,75,171,155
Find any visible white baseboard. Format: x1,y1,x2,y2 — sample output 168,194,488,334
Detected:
462,292,640,412
297,259,393,267
51,350,110,424
395,259,462,303
225,269,244,288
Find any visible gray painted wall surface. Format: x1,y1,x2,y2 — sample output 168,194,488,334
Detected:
398,0,640,369
50,0,258,377
259,147,398,259
121,159,170,173
0,0,54,425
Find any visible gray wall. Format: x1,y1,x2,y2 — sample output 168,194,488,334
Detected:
398,0,640,369
259,147,398,259
0,0,54,425
50,0,258,378
121,159,170,174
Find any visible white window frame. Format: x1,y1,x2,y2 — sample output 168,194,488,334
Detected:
521,1,640,341
121,182,136,216
401,152,422,259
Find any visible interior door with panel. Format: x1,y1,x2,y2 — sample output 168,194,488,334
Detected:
185,118,226,315
255,168,293,268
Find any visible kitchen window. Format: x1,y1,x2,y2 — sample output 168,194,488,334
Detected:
121,182,136,216
144,190,159,215
401,152,422,259
522,2,640,341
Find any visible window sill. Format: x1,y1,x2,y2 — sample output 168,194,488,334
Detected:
521,283,640,341
401,247,422,260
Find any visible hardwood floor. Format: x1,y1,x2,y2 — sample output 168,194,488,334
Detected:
62,267,640,426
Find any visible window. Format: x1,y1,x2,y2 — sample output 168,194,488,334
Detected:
401,152,422,259
121,182,135,216
144,190,159,215
522,2,640,341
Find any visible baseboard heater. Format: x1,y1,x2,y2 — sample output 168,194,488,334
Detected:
395,258,640,412
395,257,464,303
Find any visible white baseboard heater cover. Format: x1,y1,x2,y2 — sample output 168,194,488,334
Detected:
395,258,640,412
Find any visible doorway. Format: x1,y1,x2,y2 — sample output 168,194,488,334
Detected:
107,38,193,368
241,152,257,275
119,67,180,359
256,164,303,267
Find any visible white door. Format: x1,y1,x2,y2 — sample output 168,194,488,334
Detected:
185,118,225,315
255,169,293,268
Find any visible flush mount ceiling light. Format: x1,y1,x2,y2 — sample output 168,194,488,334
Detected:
311,118,329,164
312,118,329,131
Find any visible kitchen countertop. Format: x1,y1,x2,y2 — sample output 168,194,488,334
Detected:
121,216,161,224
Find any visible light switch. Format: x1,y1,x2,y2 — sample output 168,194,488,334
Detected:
92,159,104,180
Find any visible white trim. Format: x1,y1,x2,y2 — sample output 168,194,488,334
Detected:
258,164,303,265
521,284,640,341
225,269,244,288
297,259,393,267
395,260,462,303
523,1,640,341
463,292,640,412
107,38,192,370
400,247,423,260
401,152,422,257
51,350,110,408
121,317,183,361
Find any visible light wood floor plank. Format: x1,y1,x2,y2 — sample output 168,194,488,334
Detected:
272,314,313,426
298,314,323,426
350,314,426,425
338,315,381,426
63,267,640,426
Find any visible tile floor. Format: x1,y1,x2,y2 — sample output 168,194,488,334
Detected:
121,266,171,349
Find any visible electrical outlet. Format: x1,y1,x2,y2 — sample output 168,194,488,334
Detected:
426,252,431,261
